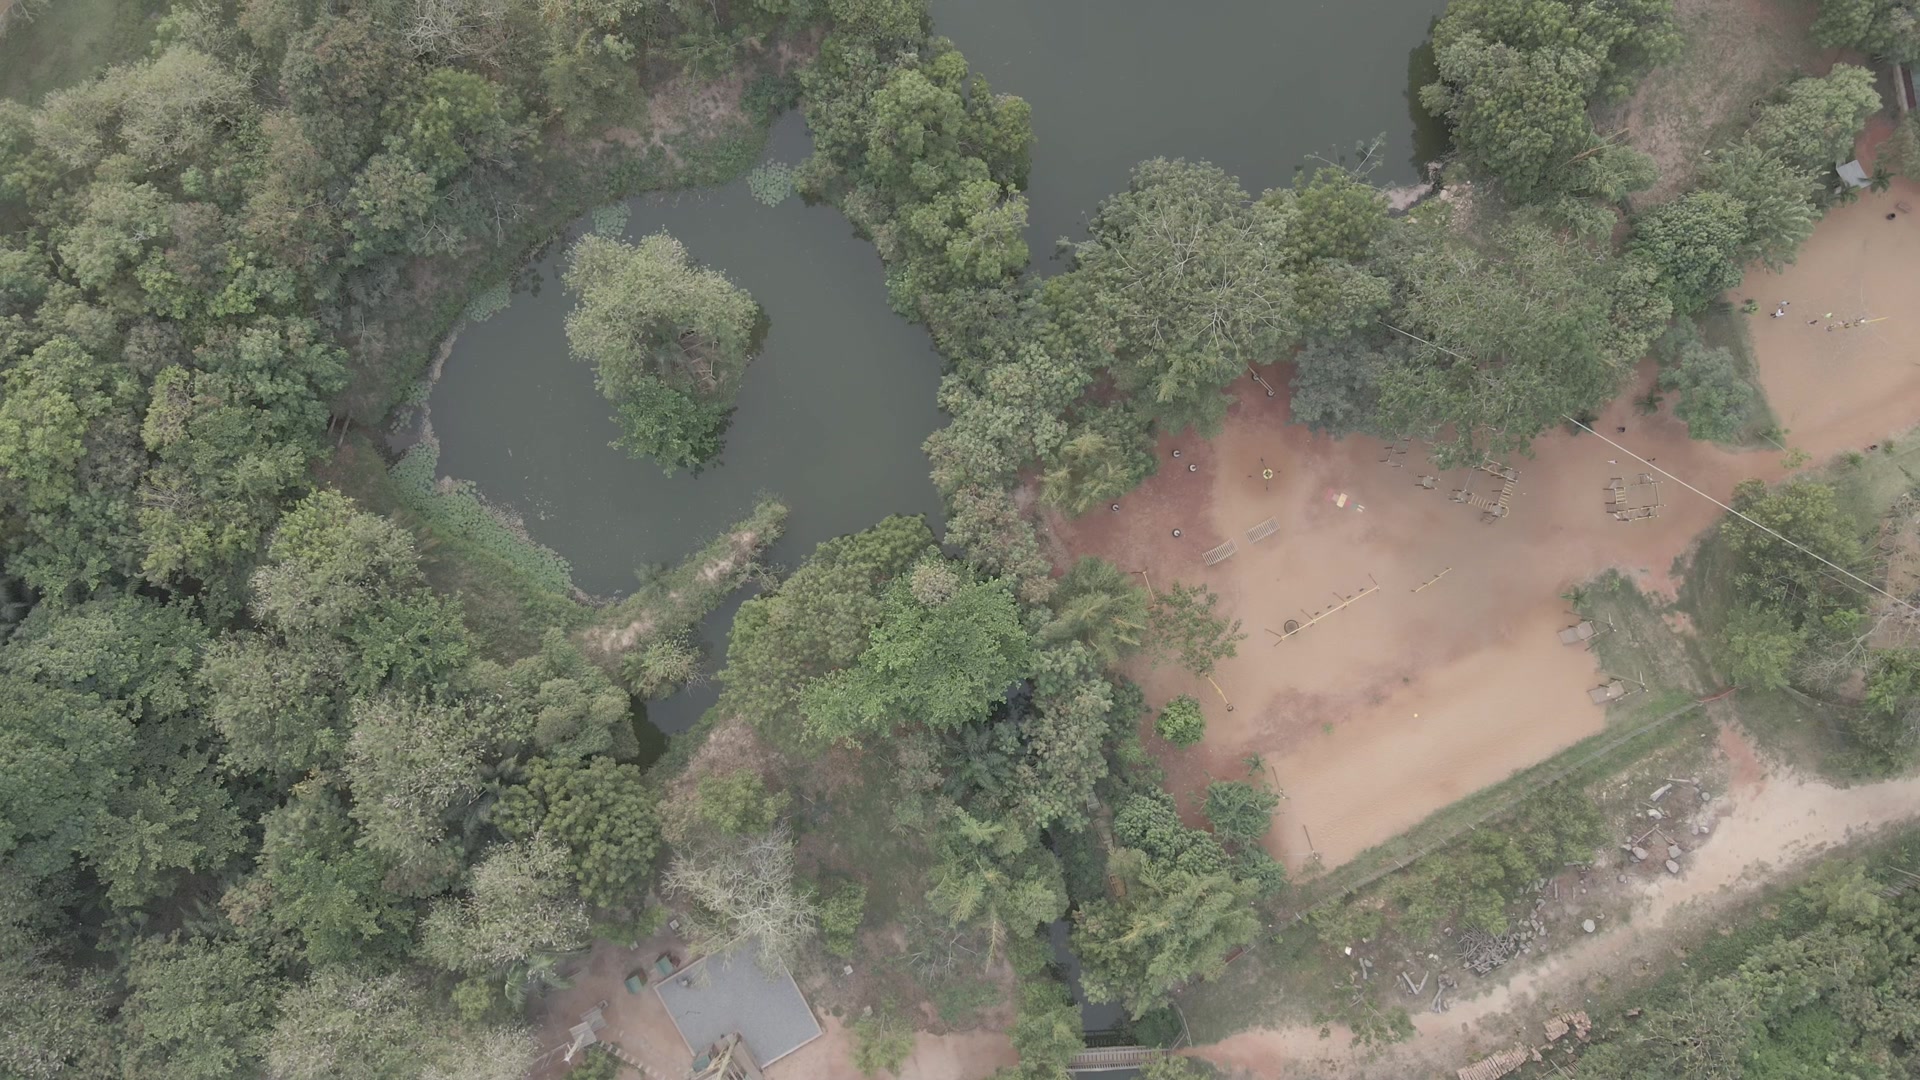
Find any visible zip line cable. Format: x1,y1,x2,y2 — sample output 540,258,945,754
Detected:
1375,319,1920,616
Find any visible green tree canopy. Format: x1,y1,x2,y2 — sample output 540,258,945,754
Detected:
1632,190,1752,312
420,837,589,978
1813,0,1920,63
1052,158,1295,433
563,231,761,471
1377,212,1670,465
495,755,662,908
1745,66,1881,177
120,937,279,1080
1204,780,1280,846
802,560,1035,745
1654,321,1760,444
1072,846,1261,1018
1042,556,1150,664
1421,0,1678,196
719,514,933,741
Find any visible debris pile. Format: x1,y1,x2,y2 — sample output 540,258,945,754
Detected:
1455,1045,1530,1080
1622,776,1717,875
1544,1010,1592,1043
1458,927,1529,975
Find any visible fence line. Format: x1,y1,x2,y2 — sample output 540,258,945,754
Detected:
1273,691,1725,932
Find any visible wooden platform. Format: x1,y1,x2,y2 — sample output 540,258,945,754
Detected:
1558,621,1595,645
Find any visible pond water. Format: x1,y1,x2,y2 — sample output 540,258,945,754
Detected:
429,115,948,731
428,1,1453,734
930,0,1454,260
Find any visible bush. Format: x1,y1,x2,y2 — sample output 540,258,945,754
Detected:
389,438,575,594
1130,1005,1184,1048
819,881,867,957
1655,321,1760,444
850,1014,914,1076
1203,780,1278,845
931,977,998,1026
1155,695,1205,746
567,1046,620,1080
742,71,801,123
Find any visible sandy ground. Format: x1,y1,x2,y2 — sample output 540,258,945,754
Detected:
1193,721,1920,1078
530,936,1016,1080
1051,176,1920,873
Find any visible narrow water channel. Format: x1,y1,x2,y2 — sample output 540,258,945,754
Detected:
427,1,1455,736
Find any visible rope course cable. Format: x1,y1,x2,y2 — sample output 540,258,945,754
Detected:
1375,319,1920,616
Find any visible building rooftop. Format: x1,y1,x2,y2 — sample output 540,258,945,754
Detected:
653,938,823,1068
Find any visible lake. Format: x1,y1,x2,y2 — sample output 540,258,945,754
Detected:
427,0,1451,732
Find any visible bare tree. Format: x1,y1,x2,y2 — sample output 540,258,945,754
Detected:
404,0,519,63
663,826,816,968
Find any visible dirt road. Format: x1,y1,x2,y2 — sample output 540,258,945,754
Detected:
1193,723,1920,1078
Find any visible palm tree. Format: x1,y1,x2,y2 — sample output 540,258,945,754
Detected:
1043,557,1149,663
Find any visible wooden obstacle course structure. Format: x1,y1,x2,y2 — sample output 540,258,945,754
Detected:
1450,461,1518,522
1558,617,1615,647
1588,668,1647,705
1204,515,1284,564
1588,680,1627,705
1606,473,1664,522
1268,576,1381,645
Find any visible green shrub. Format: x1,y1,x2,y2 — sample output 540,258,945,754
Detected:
850,1014,914,1076
742,71,801,122
1130,1005,1184,1047
930,977,997,1026
1155,695,1205,746
567,1046,620,1080
463,280,511,322
819,881,868,957
389,439,574,594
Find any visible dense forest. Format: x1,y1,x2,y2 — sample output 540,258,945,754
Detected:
0,0,1912,1075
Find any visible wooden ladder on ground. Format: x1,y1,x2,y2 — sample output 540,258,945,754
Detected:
605,1042,665,1080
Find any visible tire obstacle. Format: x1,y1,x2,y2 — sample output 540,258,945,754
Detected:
1267,576,1381,644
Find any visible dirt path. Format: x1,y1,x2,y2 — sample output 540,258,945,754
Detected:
1050,174,1920,873
1193,724,1920,1078
773,1017,1017,1080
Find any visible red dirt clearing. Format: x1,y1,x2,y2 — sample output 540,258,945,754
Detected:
1051,177,1920,872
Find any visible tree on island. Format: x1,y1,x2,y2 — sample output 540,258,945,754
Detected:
562,231,761,472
